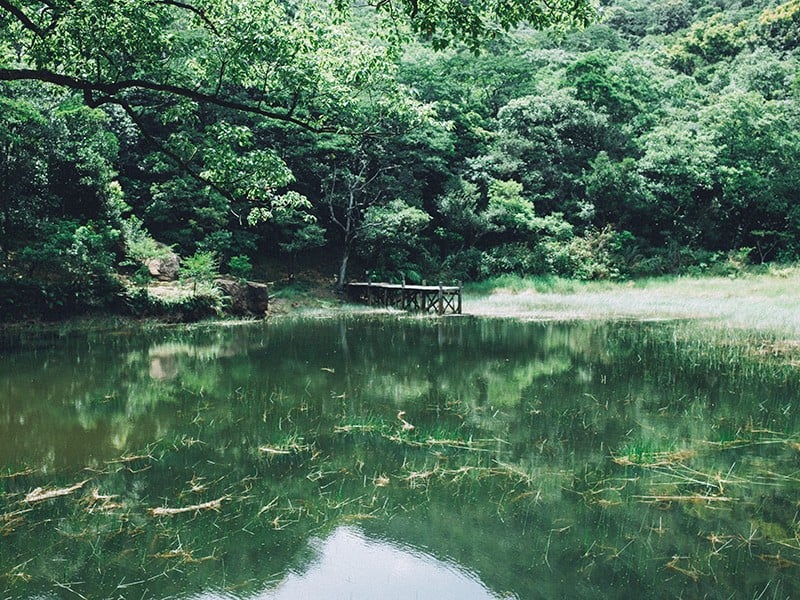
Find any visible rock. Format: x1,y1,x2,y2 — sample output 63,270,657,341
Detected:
145,248,180,281
216,278,269,316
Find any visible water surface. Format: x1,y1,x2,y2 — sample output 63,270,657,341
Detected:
1,316,799,599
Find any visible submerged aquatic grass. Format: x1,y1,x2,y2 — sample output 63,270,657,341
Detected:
2,317,800,598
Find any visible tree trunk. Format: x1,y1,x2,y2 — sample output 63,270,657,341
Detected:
336,246,350,292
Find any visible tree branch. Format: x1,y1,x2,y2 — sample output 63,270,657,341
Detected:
151,0,220,35
0,0,44,37
112,98,245,215
0,68,338,132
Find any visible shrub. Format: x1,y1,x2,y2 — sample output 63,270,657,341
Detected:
479,243,548,278
180,251,220,293
122,217,174,262
227,255,253,280
11,219,124,315
543,226,630,280
122,286,224,321
441,248,483,282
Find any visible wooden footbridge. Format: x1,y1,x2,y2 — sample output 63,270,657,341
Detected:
346,281,462,315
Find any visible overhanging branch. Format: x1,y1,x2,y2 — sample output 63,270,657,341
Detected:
152,0,220,35
112,98,244,218
0,0,43,36
0,68,338,133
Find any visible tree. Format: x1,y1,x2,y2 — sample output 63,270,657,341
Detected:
666,14,748,75
272,193,326,280
0,0,421,235
338,0,595,51
0,1,384,127
650,0,693,35
484,179,538,239
0,87,50,253
583,151,653,237
0,0,596,177
636,117,720,253
359,199,431,282
756,0,800,51
565,50,663,127
0,83,122,261
728,47,796,101
469,89,609,217
700,90,800,260
434,180,490,252
324,143,399,290
0,0,600,301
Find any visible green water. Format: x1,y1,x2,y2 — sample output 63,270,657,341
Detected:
1,316,799,599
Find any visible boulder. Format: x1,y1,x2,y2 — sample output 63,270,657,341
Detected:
216,278,269,316
145,249,180,281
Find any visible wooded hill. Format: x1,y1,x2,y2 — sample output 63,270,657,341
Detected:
1,0,798,317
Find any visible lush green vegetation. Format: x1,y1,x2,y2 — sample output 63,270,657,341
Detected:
1,0,799,317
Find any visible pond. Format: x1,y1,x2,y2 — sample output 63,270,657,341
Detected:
1,316,799,599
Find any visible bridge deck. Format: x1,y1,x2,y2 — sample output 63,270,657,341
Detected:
346,282,462,315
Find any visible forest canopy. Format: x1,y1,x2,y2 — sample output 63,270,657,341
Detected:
1,0,799,317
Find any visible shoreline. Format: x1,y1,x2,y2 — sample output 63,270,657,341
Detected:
2,268,799,339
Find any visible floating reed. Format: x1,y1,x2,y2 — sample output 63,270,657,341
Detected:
258,443,311,455
383,434,499,451
634,494,733,504
1,508,32,534
148,496,228,516
333,423,385,434
24,480,89,503
665,556,703,582
83,488,123,512
0,468,36,479
612,449,696,467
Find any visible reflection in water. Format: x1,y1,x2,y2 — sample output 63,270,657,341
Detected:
149,355,179,380
257,526,501,600
147,341,249,381
1,317,800,599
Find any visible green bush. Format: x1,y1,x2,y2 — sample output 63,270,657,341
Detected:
441,248,483,282
10,219,124,316
227,255,253,280
122,287,223,321
543,226,629,280
0,277,125,321
681,247,752,277
180,251,220,293
479,243,547,278
122,217,174,262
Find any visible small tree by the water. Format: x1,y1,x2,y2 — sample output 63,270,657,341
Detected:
180,251,220,294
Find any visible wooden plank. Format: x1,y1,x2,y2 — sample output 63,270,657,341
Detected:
346,281,462,315
347,282,460,293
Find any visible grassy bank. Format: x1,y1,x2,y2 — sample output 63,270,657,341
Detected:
4,266,799,339
462,265,800,337
270,266,800,337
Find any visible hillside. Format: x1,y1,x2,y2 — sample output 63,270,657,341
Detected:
1,0,799,318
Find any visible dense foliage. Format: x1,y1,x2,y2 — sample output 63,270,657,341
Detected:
1,0,798,316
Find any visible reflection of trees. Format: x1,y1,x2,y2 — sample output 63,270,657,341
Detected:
1,317,800,598
0,325,267,469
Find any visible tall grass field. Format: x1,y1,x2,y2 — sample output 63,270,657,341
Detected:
464,265,800,337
